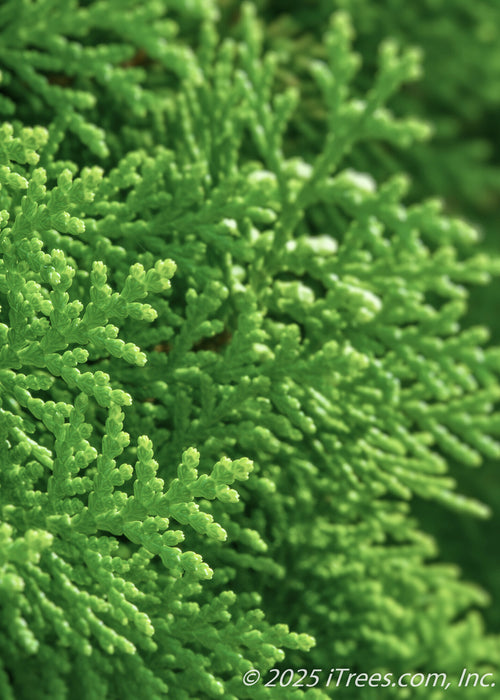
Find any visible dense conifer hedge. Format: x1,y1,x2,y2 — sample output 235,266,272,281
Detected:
0,1,499,697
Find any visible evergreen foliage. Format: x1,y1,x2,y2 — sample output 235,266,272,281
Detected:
253,0,500,214
0,1,499,698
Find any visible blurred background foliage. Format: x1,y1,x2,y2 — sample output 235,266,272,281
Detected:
221,0,500,631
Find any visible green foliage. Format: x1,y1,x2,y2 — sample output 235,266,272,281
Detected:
0,1,499,698
247,0,500,628
251,0,500,215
